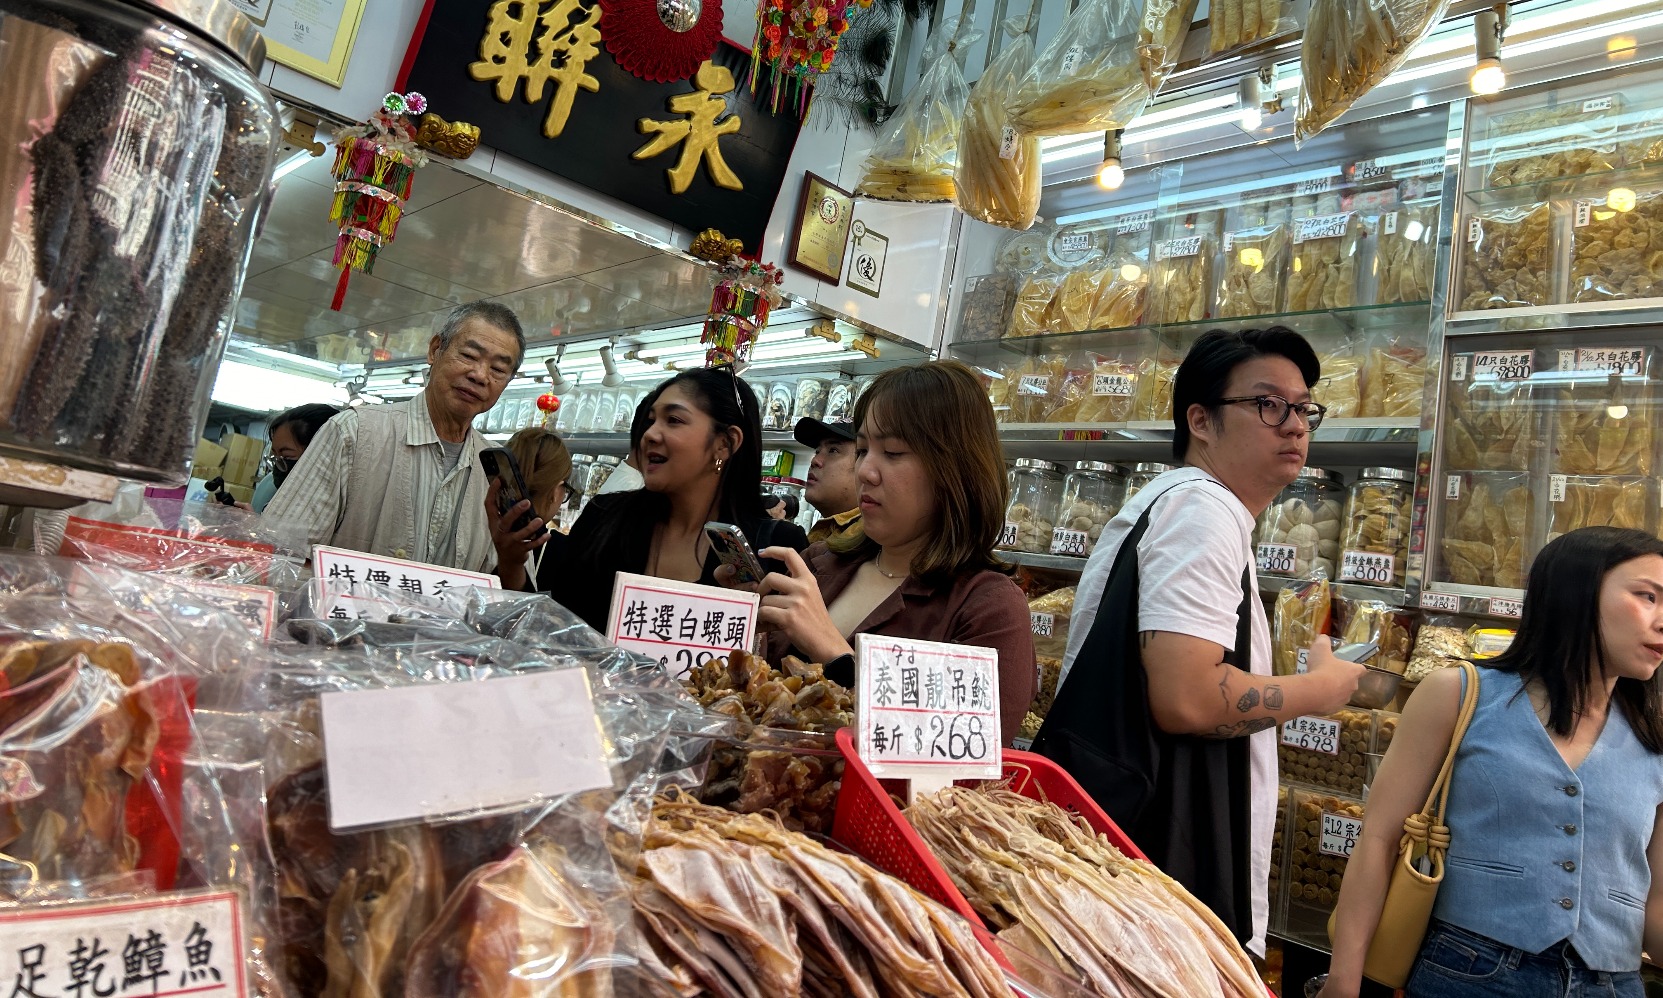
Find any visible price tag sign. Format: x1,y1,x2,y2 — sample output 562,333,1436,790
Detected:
1294,212,1351,243
1295,175,1334,195
1031,612,1055,638
1160,235,1204,258
171,578,279,641
1281,715,1341,755
1093,373,1135,397
1421,591,1462,612
1558,346,1647,375
856,633,1002,781
1060,46,1083,76
1472,350,1534,381
1320,811,1365,858
999,125,1017,161
1351,158,1391,181
1339,549,1396,585
313,545,498,598
1116,210,1154,235
1018,374,1051,395
1583,95,1616,113
0,891,246,996
1296,647,1311,674
1575,201,1594,227
1059,232,1093,254
1446,475,1462,500
1550,474,1569,502
1486,596,1523,618
999,521,1020,547
605,573,760,678
1050,527,1089,557
1257,542,1297,575
321,670,611,829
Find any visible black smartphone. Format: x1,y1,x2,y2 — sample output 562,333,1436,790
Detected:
480,448,547,539
705,521,765,584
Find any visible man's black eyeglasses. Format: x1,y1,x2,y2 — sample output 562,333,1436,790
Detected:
1217,395,1328,431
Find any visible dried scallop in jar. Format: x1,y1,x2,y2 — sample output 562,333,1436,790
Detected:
1287,213,1363,311
1548,477,1656,539
1149,232,1216,324
1550,364,1654,476
1569,190,1663,303
1459,203,1552,311
1217,224,1291,318
1339,476,1412,587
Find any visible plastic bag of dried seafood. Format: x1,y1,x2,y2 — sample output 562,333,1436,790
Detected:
1140,0,1202,91
1359,333,1429,418
1207,0,1296,56
1007,0,1150,136
38,494,306,589
955,21,1042,229
1273,574,1332,676
855,17,979,202
1295,0,1452,143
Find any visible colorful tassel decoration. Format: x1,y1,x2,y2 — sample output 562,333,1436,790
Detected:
327,94,429,310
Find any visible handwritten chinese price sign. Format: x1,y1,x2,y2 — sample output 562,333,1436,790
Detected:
0,890,245,998
605,573,760,678
855,633,1002,783
312,545,499,622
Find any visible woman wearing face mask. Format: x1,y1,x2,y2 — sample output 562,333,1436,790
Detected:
253,404,341,513
1317,526,1663,998
487,427,573,592
502,367,807,631
734,361,1035,743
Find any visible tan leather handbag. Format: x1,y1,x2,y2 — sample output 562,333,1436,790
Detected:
1327,661,1480,988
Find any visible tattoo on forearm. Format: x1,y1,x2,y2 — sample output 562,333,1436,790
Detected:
1236,688,1260,712
1206,718,1277,739
1264,685,1285,710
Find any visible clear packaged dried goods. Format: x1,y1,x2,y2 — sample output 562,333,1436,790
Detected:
1135,348,1183,420
1406,620,1472,681
959,272,1018,342
1149,231,1217,324
855,22,976,202
1439,473,1531,590
1067,351,1142,422
1055,461,1127,554
1446,373,1536,471
1008,271,1061,337
1004,354,1067,423
1316,345,1363,419
1459,202,1553,311
1569,189,1663,303
1030,586,1076,664
1485,97,1621,188
1360,339,1428,418
1255,468,1346,580
1126,462,1176,500
1093,248,1151,328
1286,791,1365,923
1338,468,1412,588
1002,459,1065,552
1278,709,1372,795
1375,204,1439,304
1217,224,1291,318
1139,0,1202,90
1055,267,1110,331
1336,600,1414,675
1547,476,1656,540
1208,0,1295,55
956,29,1041,229
1273,576,1332,677
1550,351,1654,476
1287,212,1364,312
1007,0,1150,137
1295,0,1452,143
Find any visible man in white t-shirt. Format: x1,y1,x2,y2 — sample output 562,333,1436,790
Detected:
1033,326,1364,955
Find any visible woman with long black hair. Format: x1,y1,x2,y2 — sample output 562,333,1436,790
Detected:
1320,526,1663,998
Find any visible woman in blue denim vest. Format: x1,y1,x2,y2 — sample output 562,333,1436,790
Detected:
1320,526,1663,998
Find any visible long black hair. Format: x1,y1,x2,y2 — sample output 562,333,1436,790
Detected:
1488,526,1663,753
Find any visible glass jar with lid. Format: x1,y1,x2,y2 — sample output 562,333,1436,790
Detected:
764,382,795,430
1254,468,1346,579
1338,467,1414,588
586,455,622,497
1055,462,1129,556
1001,459,1065,553
795,377,830,421
1124,462,1177,501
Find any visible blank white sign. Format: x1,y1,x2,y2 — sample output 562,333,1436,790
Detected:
321,669,612,831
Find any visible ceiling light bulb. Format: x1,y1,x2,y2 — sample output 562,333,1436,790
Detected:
1239,105,1263,130
1237,72,1264,132
1239,247,1264,269
1470,57,1506,95
1609,187,1638,212
1098,160,1125,190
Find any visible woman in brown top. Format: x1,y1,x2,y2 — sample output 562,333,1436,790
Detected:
738,360,1036,743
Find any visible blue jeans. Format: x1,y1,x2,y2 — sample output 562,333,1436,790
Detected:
1406,920,1643,997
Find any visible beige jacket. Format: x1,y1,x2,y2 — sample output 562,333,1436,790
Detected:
264,392,497,573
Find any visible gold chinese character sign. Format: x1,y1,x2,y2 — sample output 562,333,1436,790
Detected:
634,61,743,194
469,0,603,138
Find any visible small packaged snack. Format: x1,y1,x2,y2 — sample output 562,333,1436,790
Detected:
1273,575,1332,676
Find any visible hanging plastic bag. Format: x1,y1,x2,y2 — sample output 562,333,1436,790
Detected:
1140,0,1203,91
856,18,980,202
1007,0,1150,136
956,23,1042,229
1207,0,1296,57
1295,0,1452,142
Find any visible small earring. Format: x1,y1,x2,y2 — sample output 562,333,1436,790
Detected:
714,457,724,474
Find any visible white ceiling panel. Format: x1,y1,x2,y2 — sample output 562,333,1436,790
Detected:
246,252,454,325
578,255,722,320
234,285,363,341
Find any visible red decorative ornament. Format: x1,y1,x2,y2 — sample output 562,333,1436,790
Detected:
537,393,561,413
598,0,725,83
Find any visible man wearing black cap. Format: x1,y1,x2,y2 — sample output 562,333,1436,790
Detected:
793,416,863,551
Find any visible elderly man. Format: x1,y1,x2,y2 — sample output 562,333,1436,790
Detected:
266,301,524,572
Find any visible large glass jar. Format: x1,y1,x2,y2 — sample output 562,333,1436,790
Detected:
1055,462,1128,556
611,387,640,433
1000,459,1064,553
794,377,830,421
586,455,622,497
1125,462,1176,501
824,379,855,424
763,382,795,430
1255,468,1346,579
0,0,279,483
1339,467,1414,588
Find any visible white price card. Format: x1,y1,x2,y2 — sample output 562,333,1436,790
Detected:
999,521,1020,547
1446,475,1462,500
1487,596,1523,618
1558,346,1647,375
1295,175,1334,196
1031,612,1055,638
322,669,611,830
1281,715,1341,755
1421,591,1462,612
1320,811,1365,858
0,890,246,997
1059,232,1093,254
1018,374,1051,395
1050,527,1089,557
1116,210,1154,234
1093,373,1135,397
1471,350,1534,381
171,578,279,641
856,633,1002,783
1294,212,1351,243
1257,542,1298,576
1160,235,1204,258
1339,549,1396,585
1296,647,1311,674
313,545,498,598
999,125,1017,160
605,573,760,679
1351,158,1391,181
1550,474,1569,502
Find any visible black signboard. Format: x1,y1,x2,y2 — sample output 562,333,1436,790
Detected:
399,1,801,252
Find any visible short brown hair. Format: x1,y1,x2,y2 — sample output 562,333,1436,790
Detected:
851,360,1008,580
505,427,572,506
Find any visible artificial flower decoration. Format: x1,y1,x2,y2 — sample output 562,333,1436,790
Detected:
327,93,430,310
702,256,785,367
599,0,726,82
750,0,871,114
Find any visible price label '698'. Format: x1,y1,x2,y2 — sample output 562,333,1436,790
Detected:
1281,715,1341,755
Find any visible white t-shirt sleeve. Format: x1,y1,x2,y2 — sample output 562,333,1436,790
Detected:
1135,486,1253,650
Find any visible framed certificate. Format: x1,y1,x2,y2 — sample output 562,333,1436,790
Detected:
231,0,368,88
788,172,855,282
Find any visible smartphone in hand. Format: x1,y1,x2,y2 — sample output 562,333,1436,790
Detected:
1330,640,1380,663
705,521,765,584
480,447,548,540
